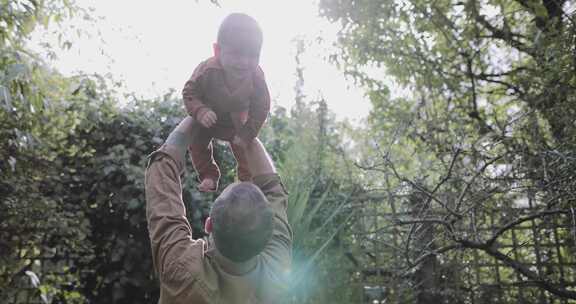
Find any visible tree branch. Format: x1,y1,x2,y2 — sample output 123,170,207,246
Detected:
469,0,535,56
486,209,570,247
458,238,576,299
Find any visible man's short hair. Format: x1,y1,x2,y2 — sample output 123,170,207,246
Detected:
211,182,273,262
217,13,263,55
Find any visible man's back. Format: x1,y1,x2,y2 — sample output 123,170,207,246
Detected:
145,121,292,304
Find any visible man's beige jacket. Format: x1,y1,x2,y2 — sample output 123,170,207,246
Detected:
145,144,292,304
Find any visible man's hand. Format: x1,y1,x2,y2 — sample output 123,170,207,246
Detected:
198,109,217,128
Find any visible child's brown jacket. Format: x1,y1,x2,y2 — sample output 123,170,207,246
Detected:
182,57,270,142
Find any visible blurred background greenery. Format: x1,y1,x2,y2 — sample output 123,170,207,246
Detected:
1,0,575,303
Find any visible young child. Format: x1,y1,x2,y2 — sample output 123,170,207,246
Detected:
182,13,270,192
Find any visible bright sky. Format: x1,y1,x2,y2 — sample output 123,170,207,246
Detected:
29,0,372,122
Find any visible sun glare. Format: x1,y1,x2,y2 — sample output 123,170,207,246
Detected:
30,0,371,122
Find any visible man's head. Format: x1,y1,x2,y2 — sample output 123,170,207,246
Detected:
213,13,263,76
205,182,273,263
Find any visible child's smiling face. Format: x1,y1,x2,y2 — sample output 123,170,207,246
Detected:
217,43,260,78
214,14,262,78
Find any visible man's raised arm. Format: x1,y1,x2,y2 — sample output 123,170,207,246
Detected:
243,135,292,286
145,117,196,278
242,137,277,177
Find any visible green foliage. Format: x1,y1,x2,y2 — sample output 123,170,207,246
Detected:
266,38,370,304
1,3,94,301
1,1,245,302
285,177,356,301
320,0,576,302
264,95,364,303
1,29,360,304
1,0,78,48
4,0,574,303
0,69,226,302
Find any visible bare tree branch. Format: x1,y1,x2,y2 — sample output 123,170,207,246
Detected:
458,238,576,299
486,209,570,247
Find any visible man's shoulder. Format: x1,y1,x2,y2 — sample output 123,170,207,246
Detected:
164,239,207,277
252,174,288,203
252,174,286,193
253,254,292,302
166,239,221,301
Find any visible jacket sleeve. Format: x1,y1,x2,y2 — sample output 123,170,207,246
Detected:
145,144,199,282
182,62,211,120
238,67,271,142
252,174,292,293
252,174,292,259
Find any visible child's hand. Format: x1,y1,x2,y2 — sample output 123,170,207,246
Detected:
198,109,217,128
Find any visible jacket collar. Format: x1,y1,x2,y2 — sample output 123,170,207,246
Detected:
205,236,258,275
203,56,265,81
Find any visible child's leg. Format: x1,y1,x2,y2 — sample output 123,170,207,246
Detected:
188,129,220,191
229,111,251,181
230,111,249,130
230,142,252,182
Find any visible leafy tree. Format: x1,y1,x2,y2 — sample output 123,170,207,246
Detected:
320,0,576,302
1,1,95,302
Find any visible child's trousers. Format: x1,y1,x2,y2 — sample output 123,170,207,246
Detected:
187,122,251,184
